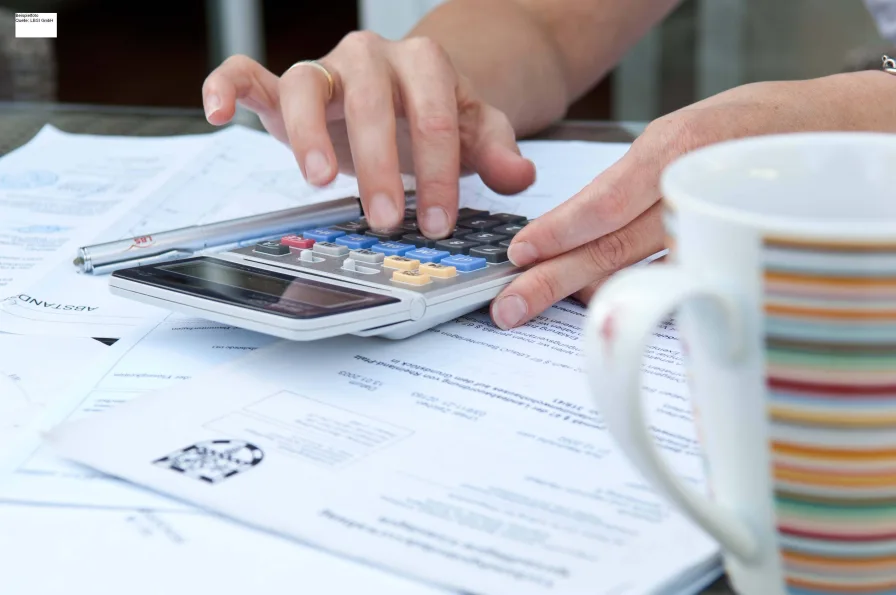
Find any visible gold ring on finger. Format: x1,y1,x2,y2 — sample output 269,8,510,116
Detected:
285,60,335,101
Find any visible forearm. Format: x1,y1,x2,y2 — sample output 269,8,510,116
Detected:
407,0,682,135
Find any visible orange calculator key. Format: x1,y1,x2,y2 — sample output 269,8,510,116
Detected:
383,255,420,270
419,262,457,278
391,270,431,285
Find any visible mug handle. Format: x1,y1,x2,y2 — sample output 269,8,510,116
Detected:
583,265,759,563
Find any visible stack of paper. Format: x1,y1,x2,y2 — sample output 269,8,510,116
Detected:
0,124,723,595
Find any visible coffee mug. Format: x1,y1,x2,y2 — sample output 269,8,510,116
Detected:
584,132,896,595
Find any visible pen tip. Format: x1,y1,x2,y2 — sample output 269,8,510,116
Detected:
73,256,83,267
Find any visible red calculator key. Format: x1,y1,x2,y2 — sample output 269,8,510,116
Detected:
281,235,315,249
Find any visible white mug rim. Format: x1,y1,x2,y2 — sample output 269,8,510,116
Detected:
660,131,896,239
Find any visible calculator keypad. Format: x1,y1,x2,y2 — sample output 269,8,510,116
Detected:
241,206,524,295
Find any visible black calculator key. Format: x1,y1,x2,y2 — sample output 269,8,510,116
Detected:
402,233,436,248
400,220,420,233
461,218,501,231
470,245,509,263
254,240,291,256
493,223,527,237
489,213,527,224
463,231,507,245
333,220,369,233
457,208,488,220
498,239,512,248
365,228,406,241
450,226,472,238
404,208,417,220
435,238,481,255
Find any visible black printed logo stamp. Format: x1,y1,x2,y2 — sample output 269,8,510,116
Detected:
153,439,264,484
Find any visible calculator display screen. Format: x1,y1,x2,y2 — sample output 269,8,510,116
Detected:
116,257,400,319
161,260,367,308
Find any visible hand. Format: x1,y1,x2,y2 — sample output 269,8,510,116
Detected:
200,32,536,237
490,70,896,329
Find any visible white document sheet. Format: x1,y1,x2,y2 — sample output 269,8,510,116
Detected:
0,125,362,339
47,302,721,595
0,130,630,340
0,313,278,509
0,334,109,444
0,125,209,296
0,504,446,595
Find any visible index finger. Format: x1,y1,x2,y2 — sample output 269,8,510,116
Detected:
392,37,461,239
506,145,661,268
202,55,287,143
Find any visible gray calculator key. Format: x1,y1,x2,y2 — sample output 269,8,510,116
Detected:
254,240,290,256
349,249,385,263
461,218,501,231
312,241,349,257
493,223,527,236
457,208,488,219
402,233,435,248
333,220,369,233
490,213,527,224
470,245,509,263
400,220,420,233
365,228,405,241
435,238,481,255
498,239,512,248
463,231,507,245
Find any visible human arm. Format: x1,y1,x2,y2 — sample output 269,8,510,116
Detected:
408,0,682,136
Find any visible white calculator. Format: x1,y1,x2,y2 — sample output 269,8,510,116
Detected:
109,206,527,340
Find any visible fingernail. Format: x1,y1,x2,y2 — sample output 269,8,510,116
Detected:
204,93,221,120
421,206,449,237
368,193,400,229
304,150,330,185
492,295,527,330
507,242,537,267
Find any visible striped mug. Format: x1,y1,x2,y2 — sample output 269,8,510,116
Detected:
584,132,896,595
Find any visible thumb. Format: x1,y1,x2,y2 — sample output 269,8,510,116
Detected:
460,102,536,196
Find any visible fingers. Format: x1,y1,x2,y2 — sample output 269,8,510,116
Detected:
279,60,341,187
490,203,664,330
201,55,288,144
335,32,406,230
458,91,536,196
505,140,661,268
391,37,461,239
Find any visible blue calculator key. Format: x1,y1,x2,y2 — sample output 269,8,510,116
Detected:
303,228,346,242
441,254,487,272
335,234,378,249
371,242,415,256
406,248,450,263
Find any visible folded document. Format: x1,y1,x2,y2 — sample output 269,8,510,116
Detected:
47,302,722,595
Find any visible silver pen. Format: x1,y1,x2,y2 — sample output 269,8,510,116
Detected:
74,192,416,275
